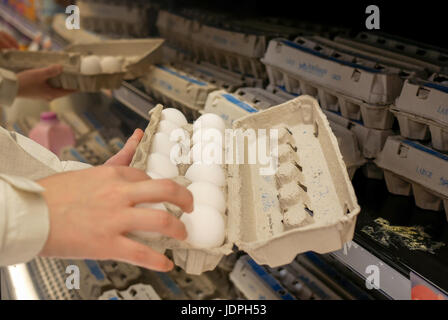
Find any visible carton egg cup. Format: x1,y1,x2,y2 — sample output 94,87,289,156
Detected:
129,96,360,274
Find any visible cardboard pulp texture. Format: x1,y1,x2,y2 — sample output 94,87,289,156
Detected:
312,36,428,78
323,110,394,159
129,96,360,274
156,10,197,53
392,78,448,152
324,118,366,179
0,39,164,92
375,136,448,220
234,87,287,110
348,32,448,74
203,90,259,128
141,65,218,119
174,61,245,92
262,37,404,105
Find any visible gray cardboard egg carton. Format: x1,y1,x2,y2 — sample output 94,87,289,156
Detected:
198,61,264,88
234,87,287,110
173,61,245,92
391,76,448,152
141,64,218,120
129,96,360,274
0,39,164,92
347,32,448,74
263,61,395,130
375,136,448,221
262,37,404,106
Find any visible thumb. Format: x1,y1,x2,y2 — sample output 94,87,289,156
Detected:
105,129,144,166
33,64,63,80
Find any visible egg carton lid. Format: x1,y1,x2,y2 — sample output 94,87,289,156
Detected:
65,38,165,79
129,96,360,270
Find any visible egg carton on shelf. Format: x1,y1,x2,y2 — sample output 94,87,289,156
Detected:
361,160,385,180
130,96,360,275
97,261,142,290
375,136,448,220
203,90,259,128
311,36,428,78
323,110,394,160
156,10,198,54
391,76,448,152
141,65,218,120
98,284,161,300
344,32,448,74
233,87,287,110
325,118,366,180
262,37,404,105
174,61,245,92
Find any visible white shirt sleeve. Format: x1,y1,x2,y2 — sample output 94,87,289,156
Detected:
0,125,93,266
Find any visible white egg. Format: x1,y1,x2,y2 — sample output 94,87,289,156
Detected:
187,182,226,214
193,113,226,132
161,108,188,127
185,163,226,187
158,119,179,136
192,128,224,146
150,132,176,157
100,56,123,73
180,204,225,249
146,171,164,179
190,142,223,164
146,153,179,178
80,55,102,75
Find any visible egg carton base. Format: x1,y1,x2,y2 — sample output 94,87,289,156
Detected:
383,170,448,220
392,110,448,152
265,64,394,130
361,161,384,180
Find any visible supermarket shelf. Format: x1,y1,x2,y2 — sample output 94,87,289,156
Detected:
110,82,157,121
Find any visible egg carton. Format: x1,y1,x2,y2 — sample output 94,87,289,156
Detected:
129,96,360,274
391,78,448,151
262,37,404,105
323,110,394,159
203,90,259,128
375,136,448,220
361,160,384,180
266,84,298,101
234,87,287,110
0,39,164,92
344,32,448,74
174,61,245,92
98,284,161,300
263,60,395,130
97,261,142,290
325,118,366,180
311,36,428,78
156,10,198,54
141,65,217,119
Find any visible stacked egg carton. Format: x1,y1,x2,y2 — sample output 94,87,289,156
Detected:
156,10,267,80
375,136,448,221
261,36,408,179
98,284,161,300
0,39,164,92
141,64,218,119
129,96,360,275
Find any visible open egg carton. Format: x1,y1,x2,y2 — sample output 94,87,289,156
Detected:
0,39,164,92
391,74,448,152
262,37,404,106
129,96,360,275
342,32,448,74
141,64,218,120
375,136,448,221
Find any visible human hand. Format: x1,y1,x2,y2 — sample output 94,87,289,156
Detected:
105,129,144,166
0,31,19,49
17,64,76,101
37,166,193,271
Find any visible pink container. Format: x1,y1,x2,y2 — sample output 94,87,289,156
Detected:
29,112,76,157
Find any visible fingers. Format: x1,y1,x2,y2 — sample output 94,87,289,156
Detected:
0,31,19,49
104,129,144,166
109,166,151,182
122,207,187,240
113,236,174,271
43,85,77,100
124,179,194,213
